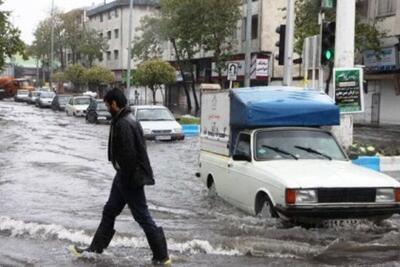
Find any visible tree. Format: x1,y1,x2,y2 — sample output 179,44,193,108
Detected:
295,0,384,56
86,65,115,97
0,0,26,70
133,59,176,105
79,29,108,67
64,64,87,92
133,0,241,111
295,0,385,93
201,0,242,86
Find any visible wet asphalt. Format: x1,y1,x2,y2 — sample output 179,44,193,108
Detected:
1,99,400,267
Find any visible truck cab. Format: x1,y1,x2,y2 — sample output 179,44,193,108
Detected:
199,86,400,225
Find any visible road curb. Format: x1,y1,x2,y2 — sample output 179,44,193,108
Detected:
182,124,200,136
352,156,400,172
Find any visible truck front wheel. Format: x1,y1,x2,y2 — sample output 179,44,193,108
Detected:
256,194,278,219
207,175,217,198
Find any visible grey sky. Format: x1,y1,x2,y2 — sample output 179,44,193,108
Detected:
1,0,106,45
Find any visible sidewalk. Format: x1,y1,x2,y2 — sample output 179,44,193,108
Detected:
354,124,400,153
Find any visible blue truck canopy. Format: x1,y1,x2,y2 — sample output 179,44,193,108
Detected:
229,86,340,127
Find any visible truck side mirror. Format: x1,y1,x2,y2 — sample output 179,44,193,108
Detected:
348,153,359,160
232,154,251,162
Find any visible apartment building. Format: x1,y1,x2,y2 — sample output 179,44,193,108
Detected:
86,0,158,82
353,0,400,125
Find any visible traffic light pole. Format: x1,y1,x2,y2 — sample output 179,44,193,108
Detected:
283,0,295,86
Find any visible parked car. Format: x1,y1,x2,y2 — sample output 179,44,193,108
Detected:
14,89,30,102
27,91,41,105
37,91,55,108
51,95,72,111
65,96,91,117
130,105,184,141
86,99,111,124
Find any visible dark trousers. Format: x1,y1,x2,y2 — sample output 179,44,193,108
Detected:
97,172,158,237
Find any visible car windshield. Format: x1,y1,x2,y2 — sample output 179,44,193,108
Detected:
74,97,90,105
17,90,29,95
41,92,55,98
255,130,346,161
58,96,71,104
97,102,107,111
136,108,175,121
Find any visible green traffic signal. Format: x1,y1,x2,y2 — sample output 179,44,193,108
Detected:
324,49,334,61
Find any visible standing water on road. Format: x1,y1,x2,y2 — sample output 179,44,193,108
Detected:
1,100,400,266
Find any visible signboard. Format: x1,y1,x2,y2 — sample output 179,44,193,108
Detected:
333,67,364,113
212,60,245,77
227,63,238,81
363,46,399,71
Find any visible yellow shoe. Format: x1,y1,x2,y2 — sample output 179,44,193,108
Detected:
152,258,172,266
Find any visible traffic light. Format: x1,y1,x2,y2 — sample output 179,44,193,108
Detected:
275,24,286,65
320,21,335,65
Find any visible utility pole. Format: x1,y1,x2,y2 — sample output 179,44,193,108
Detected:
283,0,295,86
50,0,55,89
335,0,355,68
126,0,133,102
244,0,252,87
332,0,356,148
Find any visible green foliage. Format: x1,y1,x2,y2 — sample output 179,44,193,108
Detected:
31,9,108,70
134,59,176,89
348,143,400,157
64,64,87,91
52,71,66,82
0,0,26,70
179,116,200,125
294,0,385,56
86,65,115,86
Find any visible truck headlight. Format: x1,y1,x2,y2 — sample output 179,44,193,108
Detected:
286,189,317,204
376,188,395,202
174,127,182,133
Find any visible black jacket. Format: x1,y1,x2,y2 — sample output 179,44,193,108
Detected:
108,107,155,187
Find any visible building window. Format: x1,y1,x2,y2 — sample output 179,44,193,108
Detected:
108,11,112,20
115,9,118,18
106,51,111,61
114,29,119,39
100,13,103,22
107,31,111,40
251,15,258,39
114,50,119,60
377,0,396,16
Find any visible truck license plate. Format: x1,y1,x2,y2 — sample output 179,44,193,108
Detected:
323,219,367,227
156,135,171,141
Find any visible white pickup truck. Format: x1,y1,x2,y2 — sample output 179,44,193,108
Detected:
198,86,400,225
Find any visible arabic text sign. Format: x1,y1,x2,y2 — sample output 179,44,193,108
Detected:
333,67,364,113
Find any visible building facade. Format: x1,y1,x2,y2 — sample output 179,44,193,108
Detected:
86,0,159,82
353,0,400,125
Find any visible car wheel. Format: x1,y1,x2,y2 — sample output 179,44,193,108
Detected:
257,196,278,219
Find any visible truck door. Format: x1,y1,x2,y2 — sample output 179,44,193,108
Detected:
228,132,254,209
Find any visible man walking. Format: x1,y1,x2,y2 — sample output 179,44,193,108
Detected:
70,88,171,266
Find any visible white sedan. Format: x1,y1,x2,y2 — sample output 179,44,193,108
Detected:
130,105,184,141
65,96,91,117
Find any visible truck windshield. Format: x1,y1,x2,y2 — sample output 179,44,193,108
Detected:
255,130,346,161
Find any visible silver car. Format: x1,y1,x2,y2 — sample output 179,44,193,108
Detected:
37,91,56,108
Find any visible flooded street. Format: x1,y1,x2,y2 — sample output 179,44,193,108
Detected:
1,100,400,266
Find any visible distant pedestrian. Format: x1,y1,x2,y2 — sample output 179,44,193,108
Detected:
70,88,171,266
